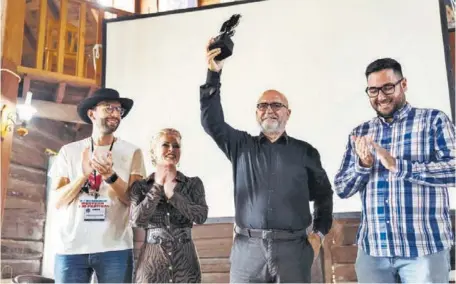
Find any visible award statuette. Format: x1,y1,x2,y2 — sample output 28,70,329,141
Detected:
208,14,241,61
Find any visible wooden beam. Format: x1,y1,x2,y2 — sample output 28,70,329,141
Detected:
21,75,31,99
1,239,44,260
95,8,104,84
135,0,141,14
16,97,86,124
0,0,6,45
76,2,87,77
35,0,48,69
139,0,157,13
17,66,98,88
96,8,104,46
198,0,220,7
55,82,67,103
57,0,68,74
1,0,27,226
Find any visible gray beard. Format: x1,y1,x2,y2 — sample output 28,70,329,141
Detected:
260,120,281,134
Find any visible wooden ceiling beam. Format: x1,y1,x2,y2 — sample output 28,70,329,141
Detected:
21,75,31,98
56,0,68,74
17,66,98,88
36,0,47,70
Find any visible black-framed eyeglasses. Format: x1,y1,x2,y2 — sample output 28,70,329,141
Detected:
365,78,404,98
97,104,125,116
256,102,288,112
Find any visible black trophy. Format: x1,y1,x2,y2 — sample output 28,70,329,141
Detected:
208,14,241,61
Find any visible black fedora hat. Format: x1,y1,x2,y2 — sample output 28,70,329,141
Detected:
77,88,134,124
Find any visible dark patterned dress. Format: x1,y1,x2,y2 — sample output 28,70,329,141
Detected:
129,171,208,283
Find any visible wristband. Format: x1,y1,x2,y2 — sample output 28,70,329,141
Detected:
104,172,118,184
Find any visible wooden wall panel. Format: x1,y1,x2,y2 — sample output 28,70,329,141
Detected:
199,258,230,273
1,239,44,259
1,117,92,278
1,208,45,240
193,223,233,239
10,118,91,170
193,238,233,258
202,273,230,283
1,260,40,279
5,163,46,212
333,221,358,246
331,245,357,264
333,263,356,283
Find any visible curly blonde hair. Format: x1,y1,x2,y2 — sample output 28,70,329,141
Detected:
150,128,182,166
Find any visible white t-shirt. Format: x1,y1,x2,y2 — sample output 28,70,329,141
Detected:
48,137,146,255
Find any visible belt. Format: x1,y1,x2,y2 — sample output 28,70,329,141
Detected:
234,225,308,240
146,227,192,245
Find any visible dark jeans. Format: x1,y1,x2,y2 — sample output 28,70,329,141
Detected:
54,249,133,283
229,233,314,283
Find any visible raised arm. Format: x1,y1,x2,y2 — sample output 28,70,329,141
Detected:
200,39,248,160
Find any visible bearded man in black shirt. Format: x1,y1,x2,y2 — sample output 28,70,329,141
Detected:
200,38,334,283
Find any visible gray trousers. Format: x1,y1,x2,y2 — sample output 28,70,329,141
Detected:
229,233,314,283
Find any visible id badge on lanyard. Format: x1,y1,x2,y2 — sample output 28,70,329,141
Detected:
79,196,108,221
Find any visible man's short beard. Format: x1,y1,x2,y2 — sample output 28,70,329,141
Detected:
375,99,405,119
99,119,119,134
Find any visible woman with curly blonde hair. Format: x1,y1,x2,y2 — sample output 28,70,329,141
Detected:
129,128,208,283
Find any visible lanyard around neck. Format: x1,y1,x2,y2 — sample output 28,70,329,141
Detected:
90,137,115,152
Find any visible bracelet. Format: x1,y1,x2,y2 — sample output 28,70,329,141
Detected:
104,172,118,184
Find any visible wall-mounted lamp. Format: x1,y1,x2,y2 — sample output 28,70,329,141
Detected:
1,91,37,140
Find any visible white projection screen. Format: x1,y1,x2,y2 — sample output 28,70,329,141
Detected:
103,0,455,217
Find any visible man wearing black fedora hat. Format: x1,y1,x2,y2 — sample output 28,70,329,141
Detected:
48,88,146,283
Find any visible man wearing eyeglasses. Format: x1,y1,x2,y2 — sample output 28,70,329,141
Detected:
48,88,146,283
334,58,455,283
200,39,333,283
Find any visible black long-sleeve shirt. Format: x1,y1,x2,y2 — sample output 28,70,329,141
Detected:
200,70,333,234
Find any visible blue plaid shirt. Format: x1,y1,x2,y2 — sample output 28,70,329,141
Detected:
334,103,455,257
